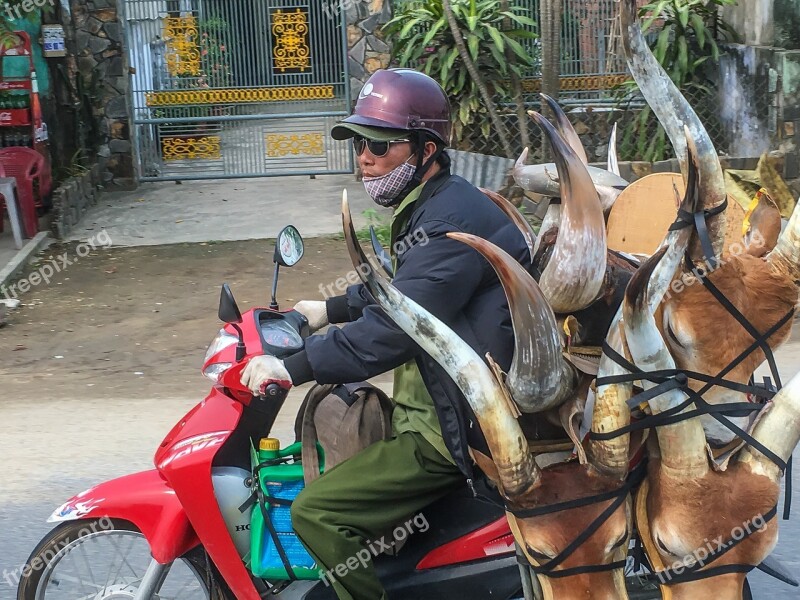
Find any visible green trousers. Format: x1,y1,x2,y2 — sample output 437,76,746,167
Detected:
291,431,464,600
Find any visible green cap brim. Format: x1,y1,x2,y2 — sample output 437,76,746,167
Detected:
330,123,410,142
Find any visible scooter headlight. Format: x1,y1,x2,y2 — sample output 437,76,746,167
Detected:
203,329,238,382
204,329,239,362
203,362,233,383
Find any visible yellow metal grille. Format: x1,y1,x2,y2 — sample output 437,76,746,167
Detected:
164,16,201,76
162,136,222,161
145,86,335,106
265,132,324,157
521,74,631,93
271,8,311,73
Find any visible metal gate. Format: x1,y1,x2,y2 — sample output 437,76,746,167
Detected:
123,0,353,180
520,0,630,101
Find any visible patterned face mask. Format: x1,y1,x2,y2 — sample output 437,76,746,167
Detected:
362,157,416,207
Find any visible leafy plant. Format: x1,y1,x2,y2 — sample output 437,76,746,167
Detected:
172,16,233,89
383,0,538,149
362,208,391,246
198,16,233,88
53,149,90,182
775,0,800,50
616,0,737,162
333,209,392,246
642,0,737,87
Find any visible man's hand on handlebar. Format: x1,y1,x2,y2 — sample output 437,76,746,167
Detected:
241,355,293,396
293,300,328,333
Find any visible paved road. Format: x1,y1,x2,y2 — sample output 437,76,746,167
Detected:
2,377,800,598
3,341,800,600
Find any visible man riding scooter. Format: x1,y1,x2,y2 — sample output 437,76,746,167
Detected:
241,68,532,600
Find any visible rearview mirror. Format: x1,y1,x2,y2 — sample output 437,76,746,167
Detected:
274,225,304,267
218,283,243,324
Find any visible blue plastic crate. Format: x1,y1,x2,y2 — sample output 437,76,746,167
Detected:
262,531,317,571
252,479,318,578
264,481,302,531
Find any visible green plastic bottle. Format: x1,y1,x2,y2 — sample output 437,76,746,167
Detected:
250,437,324,580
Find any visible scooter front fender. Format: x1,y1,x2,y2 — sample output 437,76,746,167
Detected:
48,469,199,563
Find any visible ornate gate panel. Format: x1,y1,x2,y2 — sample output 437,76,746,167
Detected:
123,0,352,180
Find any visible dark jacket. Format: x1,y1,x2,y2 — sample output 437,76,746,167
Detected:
284,170,532,480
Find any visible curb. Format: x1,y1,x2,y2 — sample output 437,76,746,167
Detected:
0,232,52,292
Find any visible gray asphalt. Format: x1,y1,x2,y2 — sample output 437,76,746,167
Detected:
1,386,799,599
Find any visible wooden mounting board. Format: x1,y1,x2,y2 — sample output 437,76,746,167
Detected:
606,172,746,256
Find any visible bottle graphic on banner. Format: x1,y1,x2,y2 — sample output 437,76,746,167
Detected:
31,71,47,143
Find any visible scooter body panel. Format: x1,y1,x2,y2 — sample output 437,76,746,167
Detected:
156,386,261,600
47,469,199,564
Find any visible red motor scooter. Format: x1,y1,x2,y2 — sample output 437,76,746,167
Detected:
21,224,794,599
17,226,542,600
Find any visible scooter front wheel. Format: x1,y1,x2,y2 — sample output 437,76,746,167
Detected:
17,518,227,600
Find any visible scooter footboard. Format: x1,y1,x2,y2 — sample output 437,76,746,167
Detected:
48,469,200,563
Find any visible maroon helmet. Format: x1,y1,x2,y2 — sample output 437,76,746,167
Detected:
332,69,452,145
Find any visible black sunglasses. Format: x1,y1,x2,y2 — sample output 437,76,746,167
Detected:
352,135,410,158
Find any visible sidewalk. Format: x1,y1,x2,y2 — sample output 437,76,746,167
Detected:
64,174,383,246
0,218,50,303
0,172,383,295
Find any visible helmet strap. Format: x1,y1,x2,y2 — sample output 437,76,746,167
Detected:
393,134,445,205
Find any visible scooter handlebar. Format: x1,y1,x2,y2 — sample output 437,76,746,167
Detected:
261,382,289,403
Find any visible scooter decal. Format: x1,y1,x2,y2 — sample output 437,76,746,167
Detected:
48,490,106,523
157,431,229,469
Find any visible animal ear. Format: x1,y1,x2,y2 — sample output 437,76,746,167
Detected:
744,190,781,257
471,449,501,485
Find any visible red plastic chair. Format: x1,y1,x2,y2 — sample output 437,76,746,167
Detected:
0,146,53,202
0,164,34,238
0,147,45,236
0,164,26,244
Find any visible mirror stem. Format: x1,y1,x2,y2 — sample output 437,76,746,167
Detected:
270,263,280,310
231,323,246,361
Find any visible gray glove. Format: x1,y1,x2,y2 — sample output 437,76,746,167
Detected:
240,355,292,396
294,300,329,333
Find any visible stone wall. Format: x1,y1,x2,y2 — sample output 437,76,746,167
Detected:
61,0,133,185
50,164,103,239
345,0,392,98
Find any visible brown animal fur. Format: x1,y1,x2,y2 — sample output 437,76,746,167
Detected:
645,459,779,599
660,254,798,443
474,450,631,598
511,463,631,599
641,251,794,597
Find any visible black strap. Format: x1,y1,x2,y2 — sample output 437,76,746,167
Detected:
654,504,777,584
544,559,628,579
691,257,784,390
593,341,789,473
511,476,634,518
785,456,793,521
256,481,297,580
592,305,793,445
664,563,755,584
596,341,782,402
668,199,727,271
510,462,647,578
530,490,629,575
